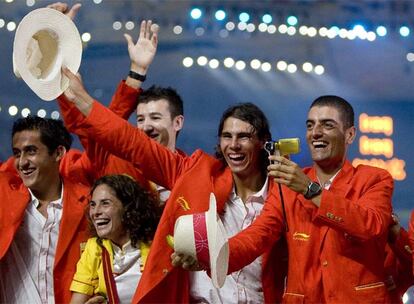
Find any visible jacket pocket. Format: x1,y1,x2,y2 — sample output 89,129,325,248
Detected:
282,292,304,304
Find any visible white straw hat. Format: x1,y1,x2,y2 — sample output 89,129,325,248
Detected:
173,193,229,288
13,8,82,101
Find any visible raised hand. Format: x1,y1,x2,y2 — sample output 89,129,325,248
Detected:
124,20,159,75
47,2,81,20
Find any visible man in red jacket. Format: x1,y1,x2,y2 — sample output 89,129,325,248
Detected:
226,95,394,303
0,116,89,304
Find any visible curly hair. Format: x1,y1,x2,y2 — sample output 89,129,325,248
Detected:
89,174,161,247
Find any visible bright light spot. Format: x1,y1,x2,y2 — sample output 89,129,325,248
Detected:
9,106,18,116
239,12,250,23
0,106,2,111
93,0,102,3
26,0,35,6
278,24,288,34
319,27,328,37
339,28,348,39
197,56,208,66
314,65,325,75
287,26,296,36
219,29,229,38
277,61,287,71
261,62,271,72
250,59,261,70
267,25,277,34
226,22,235,31
376,26,387,37
307,27,317,37
37,109,46,118
173,25,183,35
51,111,60,119
358,31,367,40
262,14,272,24
209,59,219,69
238,22,247,31
224,57,235,68
235,60,246,70
406,53,414,62
246,23,256,32
400,26,410,37
0,19,5,28
299,25,308,35
195,27,205,36
81,32,91,42
7,21,16,31
346,30,356,40
125,21,135,30
258,23,268,32
215,10,226,21
353,24,366,33
190,8,202,20
287,64,297,73
21,108,31,117
113,21,122,30
182,57,194,67
287,16,298,26
5,0,14,3
302,62,313,72
327,26,339,39
367,31,376,41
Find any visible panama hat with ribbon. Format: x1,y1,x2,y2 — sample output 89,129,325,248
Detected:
173,193,229,288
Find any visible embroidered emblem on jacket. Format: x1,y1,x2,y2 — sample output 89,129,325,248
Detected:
293,232,310,241
80,242,87,254
177,196,190,211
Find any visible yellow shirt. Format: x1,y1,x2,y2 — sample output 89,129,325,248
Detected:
70,237,150,297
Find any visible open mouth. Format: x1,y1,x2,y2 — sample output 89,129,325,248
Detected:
228,153,245,163
20,168,35,177
94,219,110,227
312,141,328,149
146,132,159,140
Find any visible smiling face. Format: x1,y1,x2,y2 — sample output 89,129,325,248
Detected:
306,105,356,172
219,117,264,179
12,130,62,194
89,184,129,247
136,99,183,151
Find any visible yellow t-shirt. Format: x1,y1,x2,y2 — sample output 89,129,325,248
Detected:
70,237,150,297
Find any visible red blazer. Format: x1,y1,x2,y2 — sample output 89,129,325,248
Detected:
0,171,90,304
76,101,287,303
409,211,414,276
384,227,414,303
228,161,394,303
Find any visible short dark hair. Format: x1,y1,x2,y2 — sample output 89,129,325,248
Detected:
310,95,354,129
138,86,184,119
215,102,272,174
12,116,72,154
89,174,161,247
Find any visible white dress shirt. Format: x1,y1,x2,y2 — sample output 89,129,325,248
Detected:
0,186,63,304
190,179,269,304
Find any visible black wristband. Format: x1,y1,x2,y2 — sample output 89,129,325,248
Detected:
128,70,146,82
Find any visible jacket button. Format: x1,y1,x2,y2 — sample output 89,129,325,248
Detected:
162,268,168,274
322,260,328,266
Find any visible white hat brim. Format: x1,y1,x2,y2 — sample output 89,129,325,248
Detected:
13,8,82,101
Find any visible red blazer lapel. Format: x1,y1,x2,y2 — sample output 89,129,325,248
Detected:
54,179,89,267
212,166,233,213
0,177,30,259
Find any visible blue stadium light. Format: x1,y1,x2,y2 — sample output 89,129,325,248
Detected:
287,15,298,26
400,26,410,37
215,10,226,21
190,8,202,20
239,12,250,23
376,26,387,37
262,14,272,24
